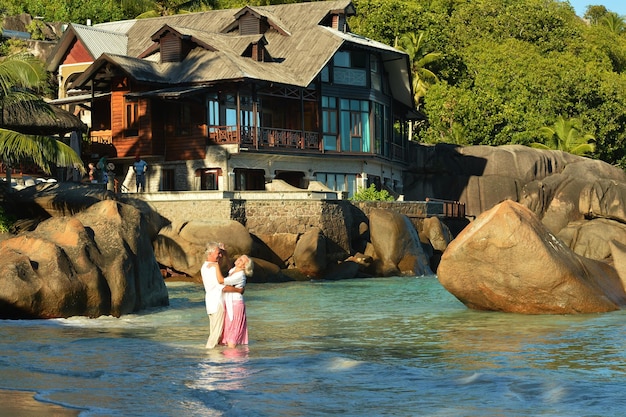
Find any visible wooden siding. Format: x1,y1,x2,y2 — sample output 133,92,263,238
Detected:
63,39,92,65
165,134,206,161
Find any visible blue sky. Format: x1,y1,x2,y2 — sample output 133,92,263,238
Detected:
567,1,626,16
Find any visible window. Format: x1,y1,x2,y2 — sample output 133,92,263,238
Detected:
322,96,338,150
161,169,175,191
340,99,370,152
332,50,367,87
125,100,139,137
370,55,381,91
316,172,357,197
323,97,371,153
195,168,221,190
207,95,219,126
373,102,390,156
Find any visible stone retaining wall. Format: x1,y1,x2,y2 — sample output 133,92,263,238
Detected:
133,192,462,259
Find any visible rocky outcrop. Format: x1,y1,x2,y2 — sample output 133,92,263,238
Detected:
153,219,253,279
368,209,433,276
0,200,169,319
437,200,626,314
405,144,626,220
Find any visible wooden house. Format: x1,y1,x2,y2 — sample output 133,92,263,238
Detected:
47,0,419,196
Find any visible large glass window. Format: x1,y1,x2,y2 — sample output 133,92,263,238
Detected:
322,96,338,151
340,99,370,152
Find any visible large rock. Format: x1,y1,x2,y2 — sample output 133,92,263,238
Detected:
293,227,327,278
557,218,626,261
368,208,433,276
0,200,169,318
437,200,626,314
153,219,253,280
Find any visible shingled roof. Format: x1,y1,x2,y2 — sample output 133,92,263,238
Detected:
52,0,413,108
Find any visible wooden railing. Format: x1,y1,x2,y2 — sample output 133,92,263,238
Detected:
90,130,113,144
214,125,321,150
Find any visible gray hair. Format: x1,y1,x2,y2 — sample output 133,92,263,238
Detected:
205,242,220,256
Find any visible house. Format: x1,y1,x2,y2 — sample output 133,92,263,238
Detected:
46,0,419,197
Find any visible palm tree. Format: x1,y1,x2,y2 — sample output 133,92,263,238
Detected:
395,32,442,108
531,116,596,156
601,12,625,35
0,53,84,188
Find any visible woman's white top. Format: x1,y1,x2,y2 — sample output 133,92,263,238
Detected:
223,268,246,320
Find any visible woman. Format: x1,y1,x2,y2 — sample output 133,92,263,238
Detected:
221,255,252,347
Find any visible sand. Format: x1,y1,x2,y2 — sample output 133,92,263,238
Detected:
0,389,79,416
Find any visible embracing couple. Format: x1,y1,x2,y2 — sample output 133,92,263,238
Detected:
201,242,253,349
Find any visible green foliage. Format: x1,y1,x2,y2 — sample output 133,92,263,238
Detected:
350,184,394,201
26,19,47,40
531,116,596,156
0,205,14,233
0,54,85,182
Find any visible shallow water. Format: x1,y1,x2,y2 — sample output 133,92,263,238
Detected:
1,276,625,416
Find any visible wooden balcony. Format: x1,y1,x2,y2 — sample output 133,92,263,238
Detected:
210,126,320,151
90,130,113,145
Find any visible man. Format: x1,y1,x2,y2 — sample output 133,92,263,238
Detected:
201,242,243,348
132,156,148,192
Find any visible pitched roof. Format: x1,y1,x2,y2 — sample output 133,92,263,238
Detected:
60,0,413,107
47,23,128,70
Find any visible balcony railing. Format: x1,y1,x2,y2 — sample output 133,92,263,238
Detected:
212,126,320,150
90,130,113,144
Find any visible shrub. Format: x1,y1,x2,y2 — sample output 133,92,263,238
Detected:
350,184,395,201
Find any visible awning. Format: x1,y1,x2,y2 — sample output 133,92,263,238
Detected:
47,93,111,105
125,85,212,99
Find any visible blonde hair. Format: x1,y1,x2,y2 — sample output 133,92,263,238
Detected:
239,255,254,276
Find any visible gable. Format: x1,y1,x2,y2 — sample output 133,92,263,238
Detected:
62,38,93,65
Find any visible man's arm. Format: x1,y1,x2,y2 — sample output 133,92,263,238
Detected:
223,285,244,294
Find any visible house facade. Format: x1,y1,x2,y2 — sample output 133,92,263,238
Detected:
47,0,419,197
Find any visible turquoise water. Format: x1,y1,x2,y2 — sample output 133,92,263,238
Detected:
1,276,625,416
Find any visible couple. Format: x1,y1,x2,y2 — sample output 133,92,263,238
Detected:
202,242,252,349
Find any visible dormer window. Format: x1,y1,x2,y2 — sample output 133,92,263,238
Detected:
161,32,191,62
222,6,291,36
239,12,269,36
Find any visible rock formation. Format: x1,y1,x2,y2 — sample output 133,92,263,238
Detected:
0,199,169,318
437,200,626,314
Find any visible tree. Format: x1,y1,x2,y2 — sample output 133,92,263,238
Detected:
601,12,625,35
583,5,609,24
531,116,596,156
0,54,84,186
395,32,442,108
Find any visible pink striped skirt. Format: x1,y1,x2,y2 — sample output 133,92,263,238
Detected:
221,300,248,346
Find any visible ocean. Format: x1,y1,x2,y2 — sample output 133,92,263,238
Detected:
1,276,625,416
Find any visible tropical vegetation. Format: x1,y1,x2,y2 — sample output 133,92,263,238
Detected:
0,53,84,185
0,0,624,168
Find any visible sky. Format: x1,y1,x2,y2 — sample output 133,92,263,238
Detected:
567,0,626,17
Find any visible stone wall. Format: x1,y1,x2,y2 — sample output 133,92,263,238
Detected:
132,191,461,260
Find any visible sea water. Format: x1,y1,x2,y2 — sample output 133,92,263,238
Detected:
1,276,625,416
